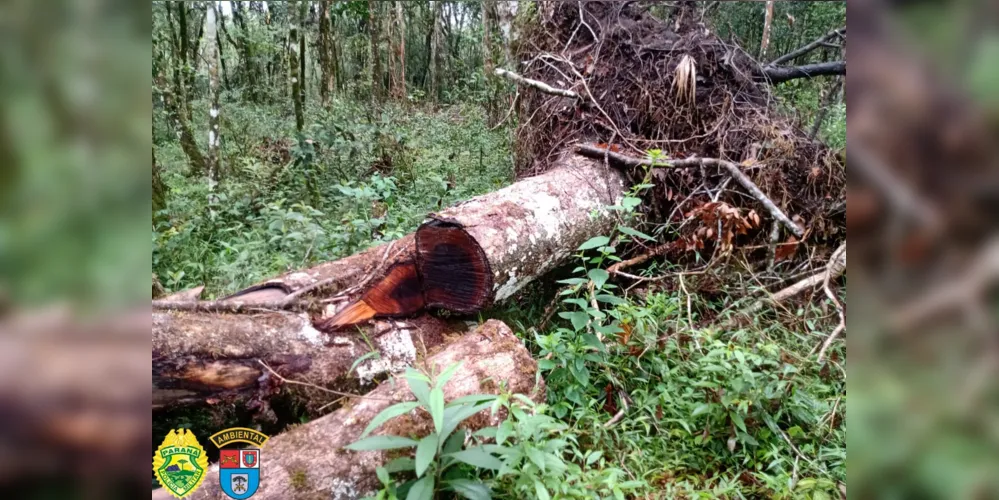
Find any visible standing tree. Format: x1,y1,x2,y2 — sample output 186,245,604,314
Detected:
390,1,406,100
298,0,307,105
318,1,335,106
231,1,259,102
205,1,222,187
165,1,205,174
368,0,383,104
289,1,305,131
428,1,443,104
760,0,775,58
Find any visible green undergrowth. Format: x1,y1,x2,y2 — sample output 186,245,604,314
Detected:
153,97,514,297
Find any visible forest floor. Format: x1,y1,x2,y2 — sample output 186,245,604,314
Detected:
154,97,845,498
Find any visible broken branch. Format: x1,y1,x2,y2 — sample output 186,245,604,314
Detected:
769,27,845,66
495,67,579,98
759,61,845,83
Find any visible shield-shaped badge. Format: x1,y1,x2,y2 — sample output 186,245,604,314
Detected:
219,448,260,499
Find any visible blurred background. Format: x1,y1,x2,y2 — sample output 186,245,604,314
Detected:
0,0,151,498
848,0,999,497
0,0,997,497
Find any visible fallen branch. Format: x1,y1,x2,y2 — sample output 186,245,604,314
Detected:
749,245,847,316
815,243,847,363
769,27,845,66
495,67,579,98
576,144,804,238
758,61,845,83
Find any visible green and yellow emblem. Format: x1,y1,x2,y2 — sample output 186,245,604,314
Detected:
153,429,209,498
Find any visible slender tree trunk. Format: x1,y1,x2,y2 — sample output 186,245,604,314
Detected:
216,10,229,90
177,2,193,121
188,4,206,97
232,2,258,101
495,1,517,67
429,1,442,104
482,0,498,124
318,1,333,106
166,2,205,174
205,2,221,187
761,1,775,58
289,2,304,132
368,0,383,104
392,1,406,99
152,149,166,221
299,0,307,105
385,1,396,99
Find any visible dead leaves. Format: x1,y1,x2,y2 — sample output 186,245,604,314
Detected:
683,202,762,253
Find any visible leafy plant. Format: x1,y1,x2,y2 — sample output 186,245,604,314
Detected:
346,363,501,500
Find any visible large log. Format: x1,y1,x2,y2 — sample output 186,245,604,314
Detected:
153,157,624,409
184,320,541,500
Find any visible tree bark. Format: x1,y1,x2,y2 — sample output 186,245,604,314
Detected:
205,2,221,186
185,320,542,500
759,61,845,83
152,157,625,408
368,0,383,104
216,11,230,90
299,0,307,104
428,1,442,104
232,1,259,101
318,1,333,106
289,1,304,132
760,1,774,58
392,1,406,99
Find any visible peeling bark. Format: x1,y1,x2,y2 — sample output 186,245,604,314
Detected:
186,320,542,500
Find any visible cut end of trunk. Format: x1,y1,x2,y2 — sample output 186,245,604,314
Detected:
416,217,494,312
318,262,424,330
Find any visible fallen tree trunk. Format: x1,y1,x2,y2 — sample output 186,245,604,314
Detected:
185,320,542,500
153,158,624,409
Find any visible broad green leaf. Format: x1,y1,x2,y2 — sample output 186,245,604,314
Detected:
345,435,419,451
588,268,610,289
435,362,463,390
534,480,552,500
692,403,712,417
618,225,655,241
446,479,492,500
404,367,432,384
415,433,438,478
620,196,642,209
586,450,604,465
446,446,503,470
443,429,465,454
406,476,434,500
448,394,498,406
376,466,390,485
361,402,420,438
731,411,747,434
556,277,588,285
595,293,627,305
429,388,445,434
496,420,514,446
578,236,610,251
558,311,589,331
526,447,546,472
441,402,493,441
408,376,432,408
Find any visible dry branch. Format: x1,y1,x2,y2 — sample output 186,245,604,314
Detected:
769,27,845,66
575,144,804,238
187,320,542,500
495,67,579,98
759,61,845,83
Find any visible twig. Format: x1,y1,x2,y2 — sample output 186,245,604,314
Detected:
256,359,393,401
489,91,520,131
603,390,630,429
769,27,845,66
815,243,847,362
494,68,579,99
576,145,804,238
748,245,846,316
